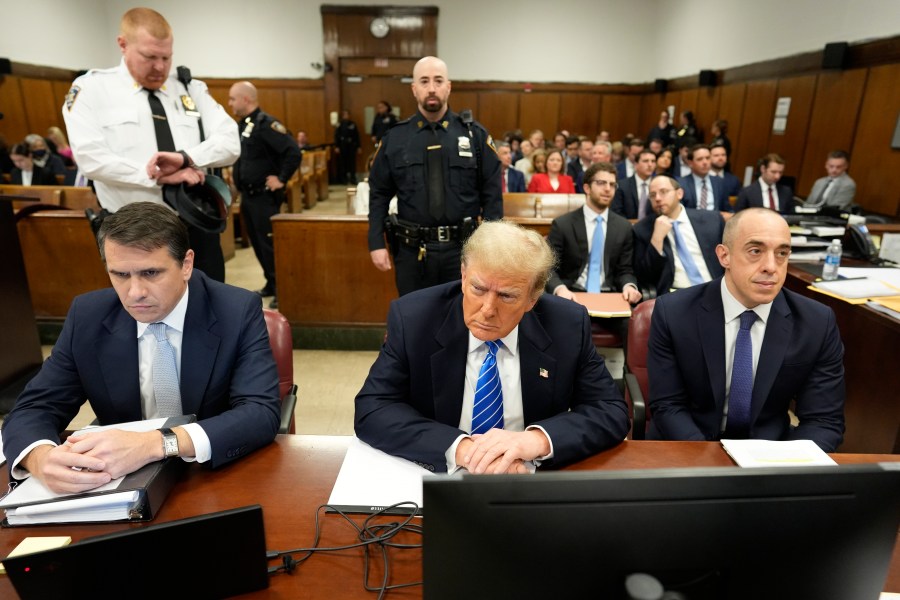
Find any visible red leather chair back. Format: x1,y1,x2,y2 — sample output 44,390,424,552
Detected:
625,299,655,434
263,308,295,433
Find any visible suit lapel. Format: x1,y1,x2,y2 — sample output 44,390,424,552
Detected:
752,292,792,420
432,295,469,426
699,281,727,412
180,275,222,416
518,310,555,426
99,306,143,421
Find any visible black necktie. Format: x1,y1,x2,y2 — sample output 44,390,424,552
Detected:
147,89,176,152
427,122,445,220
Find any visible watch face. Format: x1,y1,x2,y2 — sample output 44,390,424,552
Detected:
370,17,390,38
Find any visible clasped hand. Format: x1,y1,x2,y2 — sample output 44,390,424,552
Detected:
456,428,550,475
146,151,205,186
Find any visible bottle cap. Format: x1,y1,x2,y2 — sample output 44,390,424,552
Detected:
832,239,841,244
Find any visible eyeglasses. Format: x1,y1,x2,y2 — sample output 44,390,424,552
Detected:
589,180,617,189
649,188,675,199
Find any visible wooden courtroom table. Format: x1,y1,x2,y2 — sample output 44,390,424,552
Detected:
2,436,898,599
785,264,900,454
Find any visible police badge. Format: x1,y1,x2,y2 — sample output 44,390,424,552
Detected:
180,95,200,117
458,136,472,158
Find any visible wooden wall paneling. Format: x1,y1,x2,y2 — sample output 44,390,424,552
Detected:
600,94,642,142
0,76,28,143
850,63,900,217
695,86,721,141
476,92,517,140
798,69,867,197
558,93,601,139
662,90,683,135
766,74,817,182
716,83,747,170
732,80,778,182
640,93,667,137
19,78,60,137
519,93,560,142
256,88,286,128
284,88,327,147
51,80,72,130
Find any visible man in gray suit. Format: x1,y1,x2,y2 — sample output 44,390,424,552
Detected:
804,150,857,211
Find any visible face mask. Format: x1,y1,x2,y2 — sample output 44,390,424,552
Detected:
32,149,47,159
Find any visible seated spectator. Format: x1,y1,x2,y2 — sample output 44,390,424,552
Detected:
735,153,794,214
564,135,580,165
803,150,857,211
528,149,575,193
517,147,545,187
295,130,311,152
46,126,75,167
9,143,58,186
709,142,741,198
677,144,732,213
616,137,645,179
528,129,545,151
597,130,611,142
566,138,593,182
507,132,524,163
655,147,675,177
514,139,534,176
24,133,66,182
610,141,624,165
574,141,613,190
497,141,526,193
672,137,695,178
647,137,664,154
552,131,567,151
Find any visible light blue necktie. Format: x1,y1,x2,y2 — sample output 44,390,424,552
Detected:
727,311,758,432
148,322,183,417
671,220,705,286
587,215,604,293
472,340,504,434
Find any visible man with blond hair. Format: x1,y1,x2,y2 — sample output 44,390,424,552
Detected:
356,220,629,474
63,7,239,282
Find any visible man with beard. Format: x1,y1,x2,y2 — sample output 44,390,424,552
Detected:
367,56,502,296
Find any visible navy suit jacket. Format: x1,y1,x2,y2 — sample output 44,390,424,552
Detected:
505,167,526,193
735,182,795,214
615,161,629,180
611,175,652,220
714,171,742,199
546,207,638,294
646,279,845,451
3,272,281,476
678,174,732,212
354,281,629,472
632,209,725,295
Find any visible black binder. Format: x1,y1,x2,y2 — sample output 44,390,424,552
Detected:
1,415,195,527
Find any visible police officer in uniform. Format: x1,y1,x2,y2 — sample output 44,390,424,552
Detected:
368,56,502,297
334,110,361,185
228,81,302,309
62,7,240,282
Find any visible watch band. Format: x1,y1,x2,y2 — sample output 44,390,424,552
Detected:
177,150,192,169
160,427,179,458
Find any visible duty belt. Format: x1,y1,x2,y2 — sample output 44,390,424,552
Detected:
240,182,271,196
389,217,476,248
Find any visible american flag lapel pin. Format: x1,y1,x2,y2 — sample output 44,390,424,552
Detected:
539,368,549,379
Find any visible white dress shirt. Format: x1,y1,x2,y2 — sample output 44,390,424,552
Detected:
64,59,239,212
666,206,713,289
720,281,772,432
758,178,778,211
445,327,554,472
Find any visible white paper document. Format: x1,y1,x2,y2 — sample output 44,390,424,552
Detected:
812,278,900,299
327,437,438,514
721,439,837,468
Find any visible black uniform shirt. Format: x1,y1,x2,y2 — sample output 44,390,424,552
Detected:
234,108,302,189
367,109,502,251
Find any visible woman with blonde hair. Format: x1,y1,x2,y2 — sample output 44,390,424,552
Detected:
46,126,75,167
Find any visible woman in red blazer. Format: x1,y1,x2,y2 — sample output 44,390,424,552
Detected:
527,149,575,193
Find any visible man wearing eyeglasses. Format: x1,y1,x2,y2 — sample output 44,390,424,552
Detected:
633,176,724,296
547,162,642,305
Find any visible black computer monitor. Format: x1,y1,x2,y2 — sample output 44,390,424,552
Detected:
423,464,900,600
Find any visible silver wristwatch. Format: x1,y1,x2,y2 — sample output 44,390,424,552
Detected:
160,427,179,458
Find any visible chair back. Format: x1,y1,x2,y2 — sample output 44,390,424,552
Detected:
624,299,655,438
263,308,296,434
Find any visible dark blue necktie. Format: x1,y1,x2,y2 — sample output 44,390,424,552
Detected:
728,310,757,431
671,221,705,286
587,215,604,293
472,340,503,434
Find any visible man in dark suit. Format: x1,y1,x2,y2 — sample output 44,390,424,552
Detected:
611,149,656,220
709,142,741,199
615,138,645,180
735,153,794,214
646,208,845,451
677,144,732,213
566,138,593,182
2,202,281,493
497,141,526,193
355,220,629,474
633,176,725,296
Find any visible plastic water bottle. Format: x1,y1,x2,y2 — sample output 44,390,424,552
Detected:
822,239,842,281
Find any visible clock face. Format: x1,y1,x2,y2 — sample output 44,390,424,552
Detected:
370,17,390,39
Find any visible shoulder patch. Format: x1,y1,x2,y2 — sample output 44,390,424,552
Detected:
65,86,81,112
271,120,287,134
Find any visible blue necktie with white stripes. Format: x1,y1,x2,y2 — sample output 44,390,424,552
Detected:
472,340,504,434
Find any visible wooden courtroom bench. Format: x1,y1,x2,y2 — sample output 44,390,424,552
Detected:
503,193,584,219
271,214,555,332
16,210,110,319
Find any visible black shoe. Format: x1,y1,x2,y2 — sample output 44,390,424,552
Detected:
255,286,275,297
268,297,278,309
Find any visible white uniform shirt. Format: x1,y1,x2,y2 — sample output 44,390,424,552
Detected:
63,59,240,212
